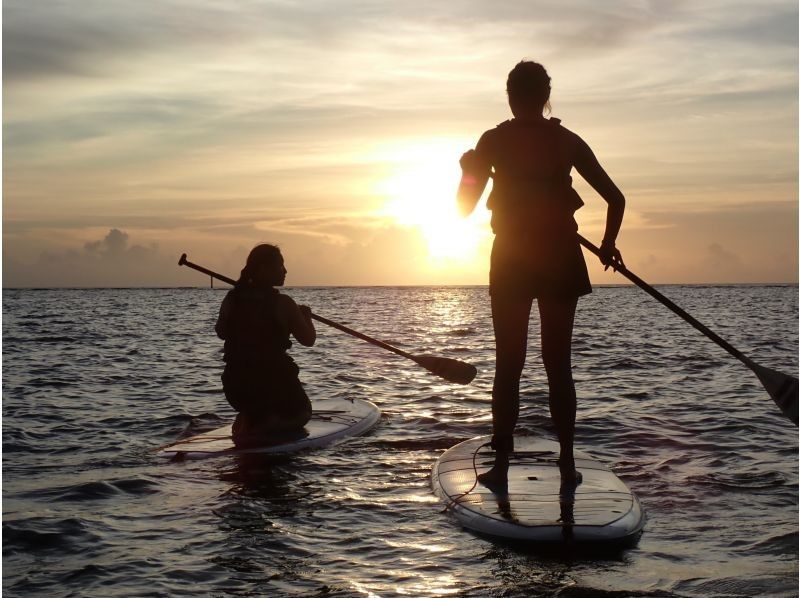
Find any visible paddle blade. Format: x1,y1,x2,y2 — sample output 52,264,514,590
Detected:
413,355,478,385
750,362,798,426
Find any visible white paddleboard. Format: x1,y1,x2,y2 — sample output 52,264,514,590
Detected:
432,436,645,544
159,398,380,460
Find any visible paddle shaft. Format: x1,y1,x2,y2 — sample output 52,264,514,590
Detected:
178,254,417,361
578,236,748,365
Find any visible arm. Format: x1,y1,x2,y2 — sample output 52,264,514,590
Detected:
573,136,626,269
215,292,232,340
457,132,492,217
282,296,316,347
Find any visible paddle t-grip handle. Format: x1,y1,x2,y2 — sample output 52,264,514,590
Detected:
179,254,236,286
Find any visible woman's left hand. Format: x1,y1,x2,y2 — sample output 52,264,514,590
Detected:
599,241,624,271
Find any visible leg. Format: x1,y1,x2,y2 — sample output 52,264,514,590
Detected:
537,295,582,484
491,292,534,447
477,292,532,491
231,381,312,449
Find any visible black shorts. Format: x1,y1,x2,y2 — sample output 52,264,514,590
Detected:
489,232,592,301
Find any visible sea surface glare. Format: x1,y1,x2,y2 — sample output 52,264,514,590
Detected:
3,285,798,597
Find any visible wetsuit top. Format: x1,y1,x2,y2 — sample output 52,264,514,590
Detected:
221,287,291,366
479,118,583,236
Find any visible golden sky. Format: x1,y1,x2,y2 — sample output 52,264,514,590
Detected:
4,0,798,287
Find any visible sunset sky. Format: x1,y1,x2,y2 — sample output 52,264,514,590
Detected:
4,0,798,287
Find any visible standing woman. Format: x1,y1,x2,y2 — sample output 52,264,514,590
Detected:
458,61,625,487
215,244,316,448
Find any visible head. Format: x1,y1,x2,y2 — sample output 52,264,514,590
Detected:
237,243,286,288
506,60,551,118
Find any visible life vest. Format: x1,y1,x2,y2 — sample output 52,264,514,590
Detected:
485,118,583,236
222,287,291,365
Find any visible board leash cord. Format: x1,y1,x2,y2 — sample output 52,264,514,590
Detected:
442,441,493,513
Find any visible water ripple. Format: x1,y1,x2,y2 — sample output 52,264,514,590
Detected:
2,285,797,596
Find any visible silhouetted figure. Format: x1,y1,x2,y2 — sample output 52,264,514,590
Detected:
458,61,625,488
215,244,316,448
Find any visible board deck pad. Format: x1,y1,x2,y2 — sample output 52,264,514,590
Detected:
159,398,380,460
432,436,645,543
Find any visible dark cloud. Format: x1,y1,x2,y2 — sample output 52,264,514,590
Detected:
691,5,798,48
4,228,179,287
642,200,798,233
4,94,224,166
3,2,249,81
621,200,798,283
705,242,743,271
2,0,675,84
84,228,132,256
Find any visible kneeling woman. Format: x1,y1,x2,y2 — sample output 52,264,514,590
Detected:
215,244,316,447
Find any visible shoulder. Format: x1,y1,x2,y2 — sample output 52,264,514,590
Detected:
220,289,236,308
274,291,295,305
486,120,513,139
548,118,587,152
476,121,511,153
548,117,576,138
274,292,299,314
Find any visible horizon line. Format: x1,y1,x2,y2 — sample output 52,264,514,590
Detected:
3,282,798,291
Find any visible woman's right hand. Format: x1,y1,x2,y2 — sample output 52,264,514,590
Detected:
459,149,479,173
457,148,490,216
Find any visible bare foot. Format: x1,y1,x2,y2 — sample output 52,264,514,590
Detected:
477,451,510,494
477,467,508,494
557,454,583,492
559,470,583,502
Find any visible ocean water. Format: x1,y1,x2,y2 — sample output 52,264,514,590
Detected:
3,285,798,597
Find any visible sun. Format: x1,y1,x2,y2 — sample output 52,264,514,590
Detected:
374,139,492,264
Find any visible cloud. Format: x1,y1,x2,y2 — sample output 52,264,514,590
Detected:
84,228,138,257
681,2,798,48
3,2,256,82
705,242,743,272
253,214,390,246
614,200,798,283
4,229,178,287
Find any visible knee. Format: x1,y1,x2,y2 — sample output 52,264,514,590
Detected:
495,356,525,379
545,375,576,401
493,367,522,393
545,363,572,379
542,350,571,377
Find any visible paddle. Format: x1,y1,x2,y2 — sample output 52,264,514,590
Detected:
178,253,478,385
578,235,798,426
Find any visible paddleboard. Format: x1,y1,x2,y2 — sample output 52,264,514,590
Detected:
159,398,380,460
431,436,645,544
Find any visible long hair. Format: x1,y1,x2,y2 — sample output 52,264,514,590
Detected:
235,243,283,289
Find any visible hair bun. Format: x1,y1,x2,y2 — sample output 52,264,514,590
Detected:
506,61,551,100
